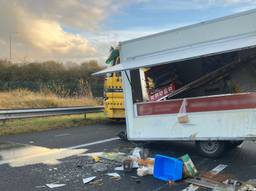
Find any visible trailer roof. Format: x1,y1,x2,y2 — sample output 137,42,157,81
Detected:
94,9,256,75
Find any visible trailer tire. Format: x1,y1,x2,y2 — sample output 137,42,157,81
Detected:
117,131,128,141
196,141,227,158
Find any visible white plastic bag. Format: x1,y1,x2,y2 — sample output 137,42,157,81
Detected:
177,99,189,123
137,166,154,177
131,147,142,168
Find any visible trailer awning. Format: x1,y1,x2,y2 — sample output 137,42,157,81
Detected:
94,32,256,75
94,64,124,75
93,9,256,76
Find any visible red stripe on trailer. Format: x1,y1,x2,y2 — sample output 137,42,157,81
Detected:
137,93,256,116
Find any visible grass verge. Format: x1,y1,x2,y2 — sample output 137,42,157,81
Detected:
0,89,99,109
0,113,107,136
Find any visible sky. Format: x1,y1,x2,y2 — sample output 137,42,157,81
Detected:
0,0,256,64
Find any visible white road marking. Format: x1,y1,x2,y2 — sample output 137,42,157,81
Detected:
68,137,120,149
54,133,71,137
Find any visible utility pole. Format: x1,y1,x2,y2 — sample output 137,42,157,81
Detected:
9,33,12,62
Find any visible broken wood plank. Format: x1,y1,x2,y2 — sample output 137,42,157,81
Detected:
185,178,229,189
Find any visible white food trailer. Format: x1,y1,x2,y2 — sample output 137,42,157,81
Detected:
95,9,256,157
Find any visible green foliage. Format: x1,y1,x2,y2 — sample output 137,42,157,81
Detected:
0,60,104,97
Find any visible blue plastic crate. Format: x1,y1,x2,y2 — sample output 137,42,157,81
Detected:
153,154,183,181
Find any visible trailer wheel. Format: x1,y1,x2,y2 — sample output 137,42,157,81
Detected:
196,141,227,158
117,131,128,141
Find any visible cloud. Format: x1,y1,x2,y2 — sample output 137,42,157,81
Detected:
0,0,255,63
18,0,129,32
19,14,95,55
0,0,128,62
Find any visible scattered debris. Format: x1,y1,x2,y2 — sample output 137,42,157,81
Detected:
186,177,238,191
123,157,134,172
85,152,126,163
92,163,108,172
130,176,142,184
82,147,251,191
131,147,142,158
137,166,153,177
212,185,235,191
153,154,183,181
138,158,154,166
124,147,152,169
114,166,124,171
139,148,150,160
168,180,175,186
210,164,228,175
29,144,256,191
180,154,198,178
130,147,142,168
201,172,230,183
184,164,229,190
182,184,199,191
91,155,100,162
137,166,148,177
106,172,121,179
246,179,256,186
225,179,242,187
38,145,255,191
237,179,256,191
238,184,256,191
99,152,126,162
186,177,222,189
46,183,66,188
82,176,96,184
89,178,103,186
35,185,46,189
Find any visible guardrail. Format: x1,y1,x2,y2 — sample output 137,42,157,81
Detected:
0,106,104,121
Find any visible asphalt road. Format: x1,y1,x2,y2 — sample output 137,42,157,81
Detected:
0,122,256,191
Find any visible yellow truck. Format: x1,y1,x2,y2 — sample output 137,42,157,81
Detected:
104,72,125,119
103,46,125,120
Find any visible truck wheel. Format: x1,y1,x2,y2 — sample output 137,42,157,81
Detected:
196,141,227,158
228,141,243,149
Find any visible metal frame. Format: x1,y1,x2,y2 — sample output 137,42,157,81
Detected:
0,106,104,121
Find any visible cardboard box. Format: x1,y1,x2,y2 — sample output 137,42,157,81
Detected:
180,154,198,178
